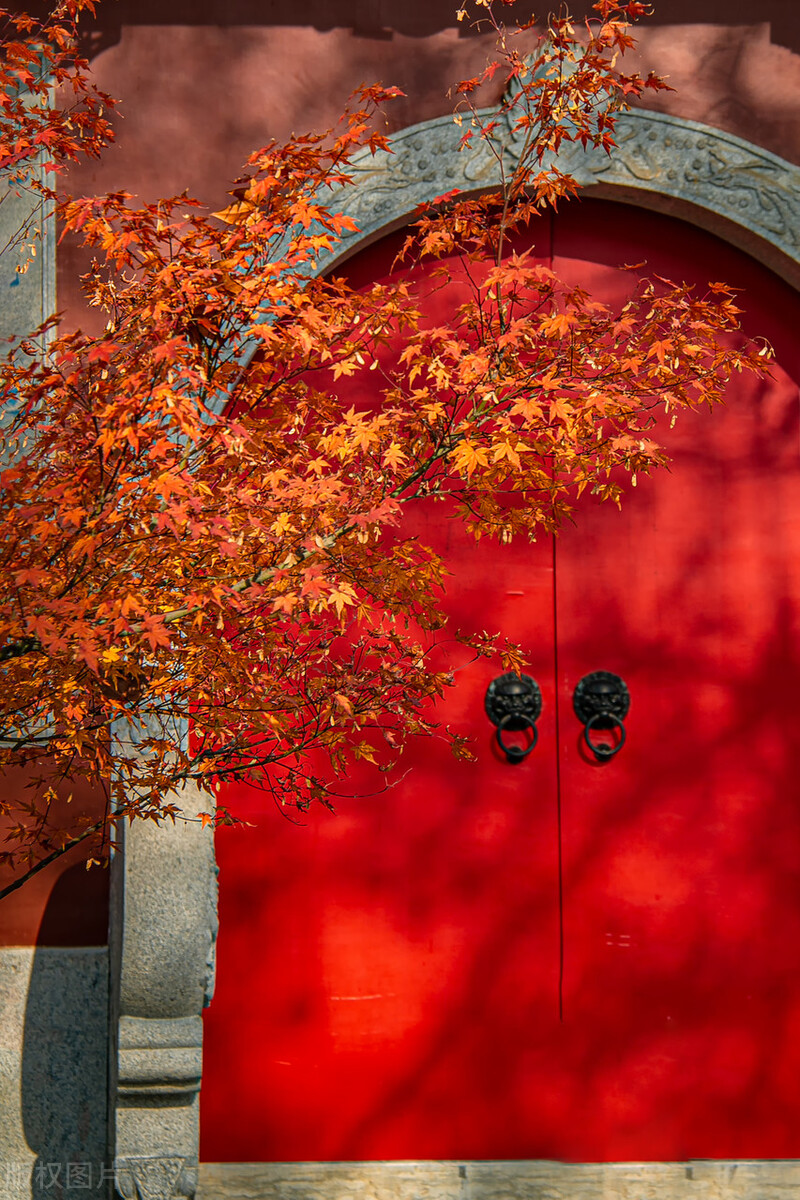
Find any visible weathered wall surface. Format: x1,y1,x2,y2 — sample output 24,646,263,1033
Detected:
58,1,800,323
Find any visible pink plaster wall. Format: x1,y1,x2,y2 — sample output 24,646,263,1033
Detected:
58,1,800,322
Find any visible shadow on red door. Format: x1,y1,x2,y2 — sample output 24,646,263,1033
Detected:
201,200,800,1163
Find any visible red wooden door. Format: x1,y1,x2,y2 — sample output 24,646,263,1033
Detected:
201,201,800,1163
549,207,800,1159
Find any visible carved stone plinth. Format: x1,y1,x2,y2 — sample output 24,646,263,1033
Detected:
109,784,217,1200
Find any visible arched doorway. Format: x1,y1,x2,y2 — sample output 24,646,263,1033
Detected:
201,198,800,1164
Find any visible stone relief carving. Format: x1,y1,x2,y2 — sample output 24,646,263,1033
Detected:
115,1156,192,1200
320,109,800,286
573,113,800,261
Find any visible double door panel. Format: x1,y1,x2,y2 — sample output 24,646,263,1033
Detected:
201,202,800,1162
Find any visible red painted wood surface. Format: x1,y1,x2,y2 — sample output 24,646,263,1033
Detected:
201,201,800,1162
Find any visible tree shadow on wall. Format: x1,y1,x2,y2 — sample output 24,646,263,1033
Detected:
69,0,800,55
21,864,110,1200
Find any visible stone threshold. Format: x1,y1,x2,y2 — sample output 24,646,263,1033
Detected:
198,1159,800,1200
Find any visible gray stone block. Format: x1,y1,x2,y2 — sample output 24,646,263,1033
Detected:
0,174,54,346
0,947,108,1200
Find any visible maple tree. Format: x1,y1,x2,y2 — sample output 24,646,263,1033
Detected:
0,0,770,898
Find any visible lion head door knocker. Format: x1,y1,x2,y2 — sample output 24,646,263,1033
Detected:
484,673,543,764
572,670,630,762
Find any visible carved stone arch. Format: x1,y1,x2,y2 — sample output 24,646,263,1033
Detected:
315,108,800,289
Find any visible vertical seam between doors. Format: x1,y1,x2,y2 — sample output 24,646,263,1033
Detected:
552,531,565,1023
547,209,565,1022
